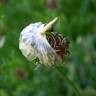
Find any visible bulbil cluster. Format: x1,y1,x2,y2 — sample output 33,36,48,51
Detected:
19,17,69,66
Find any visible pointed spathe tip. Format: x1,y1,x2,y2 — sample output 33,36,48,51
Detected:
41,17,58,34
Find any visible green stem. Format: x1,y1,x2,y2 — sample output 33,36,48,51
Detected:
53,66,82,96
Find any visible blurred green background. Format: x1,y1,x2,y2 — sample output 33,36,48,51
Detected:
0,0,96,96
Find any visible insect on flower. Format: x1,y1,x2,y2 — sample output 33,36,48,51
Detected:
19,17,69,66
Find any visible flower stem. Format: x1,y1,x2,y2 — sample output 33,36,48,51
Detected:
53,66,82,96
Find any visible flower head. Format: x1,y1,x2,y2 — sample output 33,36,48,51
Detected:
19,17,69,66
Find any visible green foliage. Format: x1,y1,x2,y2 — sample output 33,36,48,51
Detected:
0,0,96,96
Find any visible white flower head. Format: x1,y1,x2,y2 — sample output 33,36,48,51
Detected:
19,17,62,66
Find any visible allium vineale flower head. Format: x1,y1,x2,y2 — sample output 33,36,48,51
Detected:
19,17,69,66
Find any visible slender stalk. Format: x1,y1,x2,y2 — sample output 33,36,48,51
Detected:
53,66,82,96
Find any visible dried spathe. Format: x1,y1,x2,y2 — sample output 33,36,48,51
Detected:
19,17,69,66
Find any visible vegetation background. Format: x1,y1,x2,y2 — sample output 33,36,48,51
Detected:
0,0,96,96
